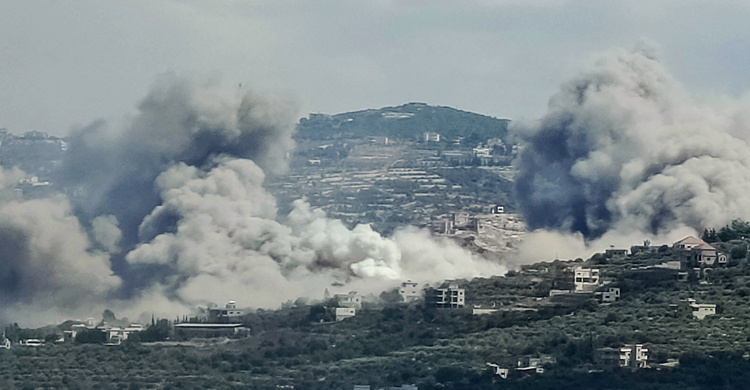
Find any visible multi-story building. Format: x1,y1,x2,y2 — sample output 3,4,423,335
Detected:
399,280,422,302
674,236,725,267
574,268,600,292
335,291,362,309
597,344,648,368
433,283,465,308
207,301,244,323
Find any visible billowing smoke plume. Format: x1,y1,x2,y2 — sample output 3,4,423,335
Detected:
1,75,504,326
125,157,503,308
0,191,122,325
515,47,750,240
59,74,298,251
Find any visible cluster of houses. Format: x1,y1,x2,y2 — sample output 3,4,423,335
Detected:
330,281,465,322
2,233,726,380
61,318,146,345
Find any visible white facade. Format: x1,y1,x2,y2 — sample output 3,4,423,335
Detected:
1,332,10,349
335,291,362,309
20,339,43,347
399,280,422,302
423,132,440,142
105,324,144,344
335,307,356,321
624,344,649,368
718,253,728,264
487,363,509,379
435,283,465,308
691,303,716,319
598,344,648,368
574,268,600,292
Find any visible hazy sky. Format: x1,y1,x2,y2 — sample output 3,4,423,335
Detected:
2,0,750,136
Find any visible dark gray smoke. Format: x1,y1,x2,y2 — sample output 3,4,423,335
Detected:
515,47,750,239
0,75,505,326
59,74,297,251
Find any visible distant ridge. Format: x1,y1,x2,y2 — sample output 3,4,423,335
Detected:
297,102,510,142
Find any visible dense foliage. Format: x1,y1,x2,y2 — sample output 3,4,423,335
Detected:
297,103,510,143
6,241,750,389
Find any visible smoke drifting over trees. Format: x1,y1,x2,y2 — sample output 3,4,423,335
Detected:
0,75,504,326
515,47,750,240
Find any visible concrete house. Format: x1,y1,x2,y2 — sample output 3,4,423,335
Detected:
335,291,362,309
574,268,601,292
399,280,422,302
686,299,717,319
597,344,648,368
207,301,244,323
433,283,465,308
673,236,725,267
104,324,144,345
600,287,620,303
335,307,356,321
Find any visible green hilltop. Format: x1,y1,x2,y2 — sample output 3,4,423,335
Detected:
297,102,511,143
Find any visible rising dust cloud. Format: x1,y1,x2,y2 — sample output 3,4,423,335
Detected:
5,46,750,326
0,75,503,326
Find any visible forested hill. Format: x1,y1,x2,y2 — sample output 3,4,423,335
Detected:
297,102,510,142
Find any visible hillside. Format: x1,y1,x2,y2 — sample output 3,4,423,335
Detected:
5,228,750,389
296,103,511,144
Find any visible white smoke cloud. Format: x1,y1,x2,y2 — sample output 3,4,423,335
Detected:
91,215,122,253
0,192,122,325
124,158,505,312
3,75,508,326
514,46,750,243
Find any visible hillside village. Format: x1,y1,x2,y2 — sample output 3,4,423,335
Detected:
5,230,750,389
4,106,750,389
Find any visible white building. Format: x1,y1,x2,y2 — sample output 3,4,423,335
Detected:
486,363,509,379
423,132,440,142
335,291,362,309
399,280,422,302
335,307,356,321
574,268,601,292
1,332,10,349
434,283,465,308
691,303,716,319
104,324,145,345
597,344,648,368
19,339,43,347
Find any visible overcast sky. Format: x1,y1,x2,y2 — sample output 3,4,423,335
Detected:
2,0,750,136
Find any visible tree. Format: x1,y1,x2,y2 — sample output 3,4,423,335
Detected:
731,245,747,260
137,319,171,342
